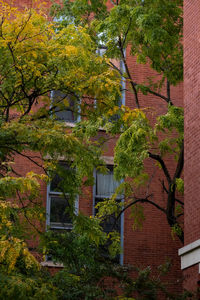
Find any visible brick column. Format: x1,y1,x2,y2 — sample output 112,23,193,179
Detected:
179,0,200,291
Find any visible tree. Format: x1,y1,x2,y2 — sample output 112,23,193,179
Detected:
0,0,120,230
51,0,184,243
0,2,121,296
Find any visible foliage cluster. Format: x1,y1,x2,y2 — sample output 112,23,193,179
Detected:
54,0,184,243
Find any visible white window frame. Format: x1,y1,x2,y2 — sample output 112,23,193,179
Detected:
93,164,124,265
46,163,79,231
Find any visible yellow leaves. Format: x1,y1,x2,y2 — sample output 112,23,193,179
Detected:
121,106,147,125
63,98,69,107
65,45,78,56
0,201,40,273
0,1,17,18
0,1,120,118
0,5,48,45
0,236,40,273
0,201,17,231
107,105,120,116
0,171,48,200
23,247,40,270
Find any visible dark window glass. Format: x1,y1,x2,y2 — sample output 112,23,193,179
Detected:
52,90,77,122
95,197,121,234
50,162,75,193
50,196,72,225
48,162,75,229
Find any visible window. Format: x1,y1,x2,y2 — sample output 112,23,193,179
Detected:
51,90,80,123
93,165,124,264
96,46,107,57
97,46,126,108
46,162,78,230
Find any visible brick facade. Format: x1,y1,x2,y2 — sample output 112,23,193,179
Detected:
181,0,200,291
184,0,200,246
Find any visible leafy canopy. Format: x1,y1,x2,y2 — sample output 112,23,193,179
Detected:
52,0,185,244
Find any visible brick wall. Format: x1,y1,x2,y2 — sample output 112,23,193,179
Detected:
183,0,200,291
183,265,199,293
184,0,200,244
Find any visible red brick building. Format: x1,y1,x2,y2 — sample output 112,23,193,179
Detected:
178,0,200,292
6,0,200,296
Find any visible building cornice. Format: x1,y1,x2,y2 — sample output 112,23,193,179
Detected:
179,239,200,270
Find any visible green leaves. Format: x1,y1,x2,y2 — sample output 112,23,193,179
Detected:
114,113,152,180
57,0,183,85
176,178,184,195
0,272,57,300
157,105,184,135
74,213,107,246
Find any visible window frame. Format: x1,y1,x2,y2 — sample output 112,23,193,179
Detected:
93,164,124,265
46,162,79,231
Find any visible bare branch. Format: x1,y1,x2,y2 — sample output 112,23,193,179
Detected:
159,179,168,194
112,194,166,228
175,198,184,206
0,145,46,173
109,61,172,104
148,152,172,184
167,80,171,103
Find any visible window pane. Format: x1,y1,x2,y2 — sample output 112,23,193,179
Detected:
50,173,62,192
94,166,123,263
97,47,107,56
95,198,121,233
96,167,121,197
50,162,75,193
50,196,72,225
52,90,76,122
95,198,121,263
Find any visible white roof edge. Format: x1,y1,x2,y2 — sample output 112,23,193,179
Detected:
179,239,200,256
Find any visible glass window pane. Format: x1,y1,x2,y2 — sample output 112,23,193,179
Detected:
95,197,121,263
50,196,72,225
50,173,62,192
96,166,121,196
50,162,75,193
52,90,76,122
95,197,121,233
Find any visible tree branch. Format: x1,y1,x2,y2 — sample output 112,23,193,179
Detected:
118,36,140,108
173,143,184,181
108,61,172,104
148,152,172,184
122,17,132,48
111,195,166,230
167,80,171,103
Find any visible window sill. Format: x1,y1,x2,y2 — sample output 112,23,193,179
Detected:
65,121,76,127
41,261,64,268
65,122,106,131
